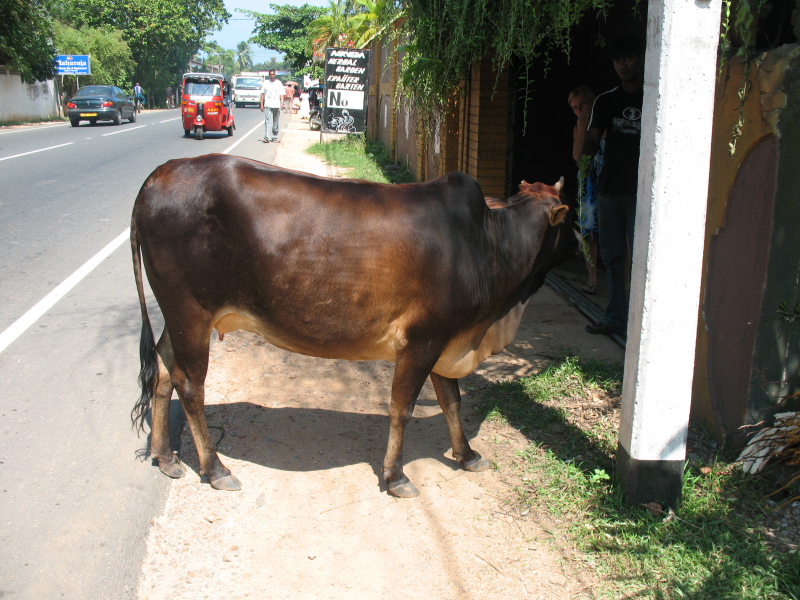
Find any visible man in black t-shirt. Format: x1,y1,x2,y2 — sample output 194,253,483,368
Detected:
581,34,644,338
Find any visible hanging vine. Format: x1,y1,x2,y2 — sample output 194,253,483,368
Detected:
397,0,611,136
719,0,769,156
396,0,774,140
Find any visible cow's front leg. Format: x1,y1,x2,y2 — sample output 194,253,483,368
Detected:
149,329,185,479
383,349,439,498
430,373,490,472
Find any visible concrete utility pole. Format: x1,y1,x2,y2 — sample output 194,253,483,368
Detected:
618,0,722,506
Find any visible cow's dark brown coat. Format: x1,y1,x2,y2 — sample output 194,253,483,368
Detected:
131,154,573,497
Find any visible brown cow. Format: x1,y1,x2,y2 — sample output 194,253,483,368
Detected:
131,154,574,498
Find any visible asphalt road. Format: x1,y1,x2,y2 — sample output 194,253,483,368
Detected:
0,106,279,600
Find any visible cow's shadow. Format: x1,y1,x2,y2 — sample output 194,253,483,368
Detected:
133,286,624,488
162,388,488,487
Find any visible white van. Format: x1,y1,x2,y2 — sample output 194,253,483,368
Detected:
232,74,264,108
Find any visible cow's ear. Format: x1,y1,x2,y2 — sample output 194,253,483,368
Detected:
549,204,569,226
553,176,565,195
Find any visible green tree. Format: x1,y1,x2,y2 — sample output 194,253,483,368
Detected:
53,22,135,93
252,60,291,72
0,0,58,83
202,41,236,74
236,41,254,72
67,0,229,103
307,0,358,55
245,4,324,72
350,0,403,48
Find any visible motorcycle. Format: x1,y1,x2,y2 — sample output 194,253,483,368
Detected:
309,105,322,131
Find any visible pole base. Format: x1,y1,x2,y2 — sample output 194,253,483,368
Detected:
617,443,684,508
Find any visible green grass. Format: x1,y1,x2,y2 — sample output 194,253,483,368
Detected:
479,353,800,600
306,134,416,183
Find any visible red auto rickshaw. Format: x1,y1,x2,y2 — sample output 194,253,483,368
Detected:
180,72,235,139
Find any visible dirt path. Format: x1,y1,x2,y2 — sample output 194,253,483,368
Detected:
136,119,624,599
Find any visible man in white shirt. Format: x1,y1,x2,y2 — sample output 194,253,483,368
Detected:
260,70,285,143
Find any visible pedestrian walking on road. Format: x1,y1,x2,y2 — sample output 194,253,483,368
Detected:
283,83,293,112
260,70,285,143
298,89,310,119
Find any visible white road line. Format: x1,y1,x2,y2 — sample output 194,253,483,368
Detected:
222,121,264,155
0,229,131,354
0,123,68,135
0,142,74,162
102,125,147,136
1,118,265,354
159,117,181,123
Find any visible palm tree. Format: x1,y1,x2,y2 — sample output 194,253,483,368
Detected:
236,41,253,72
307,0,357,57
350,0,402,48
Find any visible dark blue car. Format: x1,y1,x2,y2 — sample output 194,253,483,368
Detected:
66,85,136,127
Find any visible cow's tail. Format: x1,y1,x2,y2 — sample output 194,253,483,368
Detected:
130,215,158,434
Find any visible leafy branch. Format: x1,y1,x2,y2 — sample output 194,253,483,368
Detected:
777,302,800,323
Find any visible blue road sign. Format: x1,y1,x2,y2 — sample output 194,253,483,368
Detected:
57,55,91,75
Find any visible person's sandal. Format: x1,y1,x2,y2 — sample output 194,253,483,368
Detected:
582,284,597,295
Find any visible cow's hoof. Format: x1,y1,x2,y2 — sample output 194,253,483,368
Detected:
210,474,242,491
388,478,420,498
463,454,491,472
158,457,187,479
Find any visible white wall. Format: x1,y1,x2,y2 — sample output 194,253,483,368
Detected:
0,70,61,122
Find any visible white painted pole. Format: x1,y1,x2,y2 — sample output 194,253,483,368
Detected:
618,0,722,506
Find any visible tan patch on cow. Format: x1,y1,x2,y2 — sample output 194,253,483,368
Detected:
433,301,529,379
214,312,261,338
213,303,527,380
213,311,307,355
213,309,402,362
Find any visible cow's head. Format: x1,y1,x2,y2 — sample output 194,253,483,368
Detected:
517,177,570,227
509,177,577,282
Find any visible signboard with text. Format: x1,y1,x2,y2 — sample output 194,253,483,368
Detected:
57,55,91,75
322,47,370,134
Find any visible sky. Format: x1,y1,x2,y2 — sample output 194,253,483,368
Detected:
209,0,330,62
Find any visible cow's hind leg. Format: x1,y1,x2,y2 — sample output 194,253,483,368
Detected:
170,331,241,491
430,373,490,472
149,328,186,479
383,349,440,498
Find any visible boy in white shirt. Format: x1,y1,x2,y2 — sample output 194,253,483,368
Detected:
260,70,285,142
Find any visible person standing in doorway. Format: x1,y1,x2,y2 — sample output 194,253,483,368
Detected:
260,70,285,143
569,85,603,296
581,34,644,338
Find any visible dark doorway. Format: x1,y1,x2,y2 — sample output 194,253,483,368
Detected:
508,2,647,314
510,2,646,198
